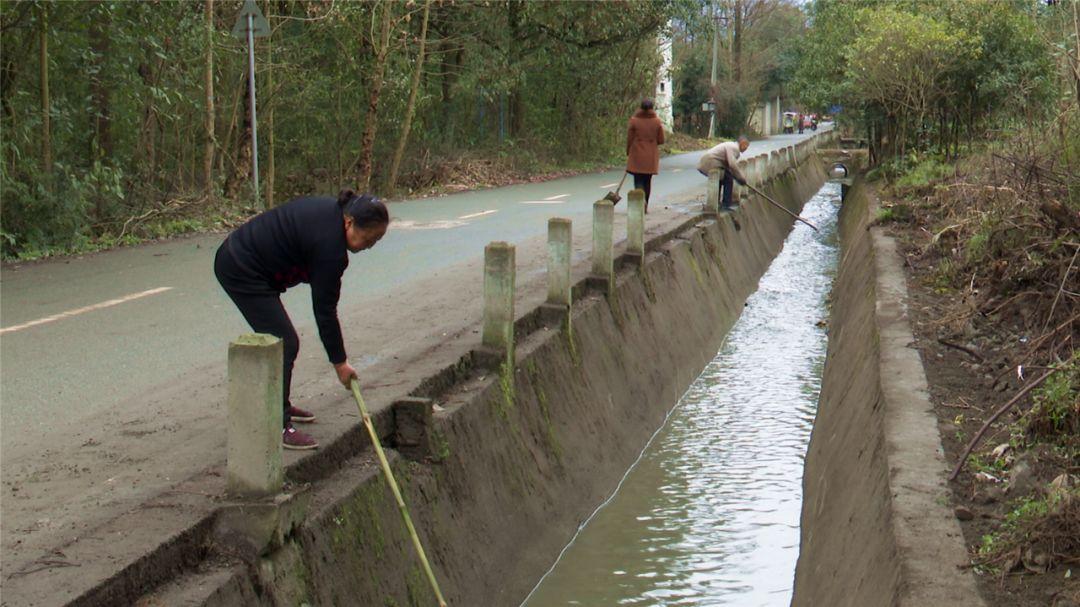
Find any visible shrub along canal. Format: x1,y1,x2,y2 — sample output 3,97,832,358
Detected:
522,182,842,607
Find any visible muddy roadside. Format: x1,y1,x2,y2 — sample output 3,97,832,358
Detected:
878,183,1079,607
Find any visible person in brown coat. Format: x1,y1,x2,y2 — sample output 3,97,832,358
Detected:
626,98,665,212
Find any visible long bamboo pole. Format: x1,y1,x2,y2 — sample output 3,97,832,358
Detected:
349,379,447,607
746,182,820,232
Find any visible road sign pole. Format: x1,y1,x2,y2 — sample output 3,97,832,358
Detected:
246,14,260,209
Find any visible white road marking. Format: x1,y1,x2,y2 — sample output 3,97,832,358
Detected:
521,200,566,205
1,287,174,335
600,183,618,189
457,209,498,220
392,219,466,231
671,168,684,173
543,194,569,200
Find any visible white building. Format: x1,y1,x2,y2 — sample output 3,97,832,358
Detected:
655,27,674,133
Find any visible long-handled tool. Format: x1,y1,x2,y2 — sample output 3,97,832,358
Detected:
602,171,629,205
350,378,447,607
746,182,820,232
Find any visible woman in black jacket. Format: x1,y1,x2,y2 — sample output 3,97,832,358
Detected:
214,190,389,450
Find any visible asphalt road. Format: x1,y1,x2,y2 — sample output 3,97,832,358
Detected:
0,128,826,462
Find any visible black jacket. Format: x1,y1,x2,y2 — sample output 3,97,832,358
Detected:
222,196,349,364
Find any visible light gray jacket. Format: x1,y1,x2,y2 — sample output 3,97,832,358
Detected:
697,141,747,183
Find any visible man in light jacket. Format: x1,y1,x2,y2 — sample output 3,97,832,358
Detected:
697,136,749,210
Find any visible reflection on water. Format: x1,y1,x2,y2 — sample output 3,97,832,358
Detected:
522,183,841,607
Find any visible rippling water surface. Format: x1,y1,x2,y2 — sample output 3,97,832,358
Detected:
522,183,842,607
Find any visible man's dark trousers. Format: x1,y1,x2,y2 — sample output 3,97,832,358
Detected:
721,168,735,208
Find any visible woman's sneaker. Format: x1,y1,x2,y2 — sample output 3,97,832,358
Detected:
283,424,318,450
286,405,316,423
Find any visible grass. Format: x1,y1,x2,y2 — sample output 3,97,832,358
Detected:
5,212,235,262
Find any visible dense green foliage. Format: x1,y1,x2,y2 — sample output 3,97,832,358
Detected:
792,0,1063,162
0,0,677,258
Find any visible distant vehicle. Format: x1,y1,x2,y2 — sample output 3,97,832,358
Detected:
783,112,798,134
802,114,816,129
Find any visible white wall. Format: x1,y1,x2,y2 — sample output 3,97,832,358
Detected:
655,28,674,133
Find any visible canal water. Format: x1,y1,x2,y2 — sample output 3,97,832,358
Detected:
522,182,842,607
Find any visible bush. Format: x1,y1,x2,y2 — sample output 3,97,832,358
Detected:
894,155,954,190
1,161,127,259
1024,354,1080,449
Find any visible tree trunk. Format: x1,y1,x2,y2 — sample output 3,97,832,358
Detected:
38,3,51,175
203,0,216,198
732,0,742,83
227,75,253,199
89,1,112,163
439,36,454,135
355,0,393,191
265,5,275,208
387,0,432,191
1073,0,1080,110
507,0,525,138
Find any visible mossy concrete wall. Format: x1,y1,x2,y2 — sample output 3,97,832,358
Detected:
792,178,985,607
147,160,829,607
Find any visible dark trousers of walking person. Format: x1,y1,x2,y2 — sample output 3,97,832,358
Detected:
629,172,653,207
214,245,297,426
699,168,736,209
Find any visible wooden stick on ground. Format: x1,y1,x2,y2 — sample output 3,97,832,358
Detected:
949,367,1061,481
350,379,448,607
746,183,820,232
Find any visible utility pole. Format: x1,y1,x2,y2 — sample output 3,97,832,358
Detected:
231,0,270,209
708,0,719,139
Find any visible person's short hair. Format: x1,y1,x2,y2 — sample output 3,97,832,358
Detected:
738,135,749,144
640,98,654,111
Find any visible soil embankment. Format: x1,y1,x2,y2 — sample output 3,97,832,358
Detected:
101,146,831,606
792,177,985,606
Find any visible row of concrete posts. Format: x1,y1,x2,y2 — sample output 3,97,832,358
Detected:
223,130,838,498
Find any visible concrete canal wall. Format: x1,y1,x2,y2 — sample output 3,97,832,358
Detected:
104,136,835,607
792,178,985,607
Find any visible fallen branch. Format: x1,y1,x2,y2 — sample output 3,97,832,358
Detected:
938,338,985,362
1042,247,1079,333
949,367,1062,481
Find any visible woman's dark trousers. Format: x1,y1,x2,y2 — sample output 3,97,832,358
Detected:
214,246,298,426
630,172,653,203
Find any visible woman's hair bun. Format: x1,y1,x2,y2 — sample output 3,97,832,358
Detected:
337,189,357,208
340,191,390,228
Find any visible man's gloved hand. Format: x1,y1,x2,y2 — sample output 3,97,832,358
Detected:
737,177,748,186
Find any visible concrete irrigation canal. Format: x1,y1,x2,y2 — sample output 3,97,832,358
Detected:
521,183,840,606
4,131,986,606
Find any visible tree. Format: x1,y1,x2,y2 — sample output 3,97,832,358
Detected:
388,0,432,191
38,2,50,175
203,0,215,198
355,0,395,192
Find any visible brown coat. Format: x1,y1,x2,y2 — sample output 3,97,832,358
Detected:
626,109,665,175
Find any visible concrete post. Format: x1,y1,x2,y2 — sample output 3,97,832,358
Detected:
627,189,645,262
705,169,720,215
592,200,614,290
546,218,572,308
788,145,797,168
482,242,515,362
737,160,749,205
227,333,284,498
770,150,780,179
